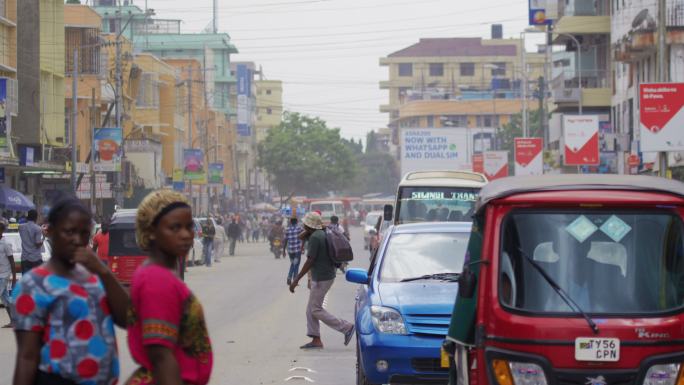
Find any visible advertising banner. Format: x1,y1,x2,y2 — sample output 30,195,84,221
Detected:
484,151,509,180
93,128,123,172
529,0,556,25
639,83,684,151
0,79,7,149
183,149,206,183
563,115,600,166
236,64,252,137
514,137,543,176
172,168,185,191
472,153,484,174
208,163,224,185
399,128,471,176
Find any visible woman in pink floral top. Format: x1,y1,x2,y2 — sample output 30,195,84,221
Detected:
126,190,212,385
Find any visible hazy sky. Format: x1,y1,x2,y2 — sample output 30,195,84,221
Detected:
133,0,543,141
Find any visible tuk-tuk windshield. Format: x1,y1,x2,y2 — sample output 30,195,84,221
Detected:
396,187,478,224
500,211,684,315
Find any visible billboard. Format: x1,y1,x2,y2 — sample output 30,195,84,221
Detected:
472,153,484,174
514,137,543,176
563,115,600,166
208,163,224,185
484,151,509,180
183,149,206,183
640,83,684,151
529,0,557,25
172,169,185,191
236,64,252,137
93,128,123,172
400,128,491,176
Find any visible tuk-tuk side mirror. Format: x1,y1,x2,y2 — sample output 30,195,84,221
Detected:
459,268,477,299
346,268,370,285
383,204,394,222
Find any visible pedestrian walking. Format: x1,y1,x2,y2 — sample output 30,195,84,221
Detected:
213,218,226,262
328,216,350,273
92,219,110,263
127,190,213,385
12,198,129,385
201,219,215,267
18,209,44,274
283,217,303,285
226,218,241,256
289,212,355,350
244,218,253,243
0,221,16,328
252,218,260,242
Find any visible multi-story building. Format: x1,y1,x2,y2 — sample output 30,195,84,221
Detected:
0,0,17,168
15,0,66,205
548,0,613,172
255,79,283,143
380,29,545,124
612,0,684,172
230,62,257,206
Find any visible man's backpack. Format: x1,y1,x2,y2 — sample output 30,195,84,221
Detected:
325,227,354,264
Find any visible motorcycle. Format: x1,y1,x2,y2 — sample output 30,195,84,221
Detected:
272,238,283,259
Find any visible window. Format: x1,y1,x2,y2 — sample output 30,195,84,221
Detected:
398,63,413,77
266,89,272,95
429,63,444,77
492,62,506,76
136,73,160,108
427,115,434,127
460,63,475,76
500,211,684,314
0,0,5,18
380,232,470,282
267,108,273,115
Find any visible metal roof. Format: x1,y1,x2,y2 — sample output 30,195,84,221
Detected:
392,222,472,234
388,38,517,58
475,174,684,212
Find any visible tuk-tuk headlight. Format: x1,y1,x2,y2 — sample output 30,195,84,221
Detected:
370,306,407,335
492,360,547,385
643,364,683,385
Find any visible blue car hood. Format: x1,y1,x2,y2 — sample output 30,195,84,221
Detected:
378,281,458,316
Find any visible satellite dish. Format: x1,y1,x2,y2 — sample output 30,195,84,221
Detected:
632,9,650,28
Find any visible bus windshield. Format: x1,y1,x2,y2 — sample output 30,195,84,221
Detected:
396,186,479,224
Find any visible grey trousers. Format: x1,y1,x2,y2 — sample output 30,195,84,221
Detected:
306,279,353,338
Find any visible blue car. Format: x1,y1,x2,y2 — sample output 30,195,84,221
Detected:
346,222,471,385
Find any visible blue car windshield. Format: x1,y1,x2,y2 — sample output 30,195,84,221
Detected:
380,232,470,283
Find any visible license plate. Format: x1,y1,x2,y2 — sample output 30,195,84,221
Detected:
575,338,620,362
440,348,450,368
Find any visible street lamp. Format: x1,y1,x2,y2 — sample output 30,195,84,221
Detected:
555,32,583,115
483,63,500,151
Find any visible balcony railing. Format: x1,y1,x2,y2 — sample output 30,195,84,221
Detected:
668,0,684,27
132,19,181,35
561,0,610,16
552,69,610,90
65,28,102,75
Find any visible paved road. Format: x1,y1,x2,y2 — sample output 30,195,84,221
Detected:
0,226,368,385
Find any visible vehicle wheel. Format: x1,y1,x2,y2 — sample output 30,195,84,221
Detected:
356,342,376,385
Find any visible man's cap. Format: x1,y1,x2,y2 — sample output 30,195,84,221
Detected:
302,212,324,230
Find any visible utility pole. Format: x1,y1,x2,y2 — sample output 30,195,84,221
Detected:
90,88,97,216
71,49,78,194
212,0,218,33
521,40,528,138
657,0,668,177
114,9,124,207
187,66,194,211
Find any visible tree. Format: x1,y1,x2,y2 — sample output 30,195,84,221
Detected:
497,109,542,154
366,131,379,153
258,112,358,201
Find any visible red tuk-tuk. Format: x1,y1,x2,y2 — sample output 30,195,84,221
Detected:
445,175,684,385
107,209,147,285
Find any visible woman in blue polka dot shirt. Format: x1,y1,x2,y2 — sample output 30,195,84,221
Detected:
11,198,129,385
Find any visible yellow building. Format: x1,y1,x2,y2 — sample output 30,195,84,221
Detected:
0,0,17,163
128,53,179,188
255,80,283,143
395,99,523,129
64,4,103,163
380,36,545,122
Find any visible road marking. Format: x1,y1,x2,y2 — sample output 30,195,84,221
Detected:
289,367,317,373
284,376,315,382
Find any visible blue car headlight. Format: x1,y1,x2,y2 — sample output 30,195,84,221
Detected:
371,305,407,335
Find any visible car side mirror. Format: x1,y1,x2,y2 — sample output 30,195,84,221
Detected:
346,268,370,285
458,268,477,299
383,204,394,222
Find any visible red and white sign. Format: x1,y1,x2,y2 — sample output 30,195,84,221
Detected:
640,83,684,151
563,115,599,166
472,154,484,174
483,151,509,180
628,154,640,167
514,138,543,176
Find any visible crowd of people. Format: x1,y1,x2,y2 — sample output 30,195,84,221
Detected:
0,192,359,384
